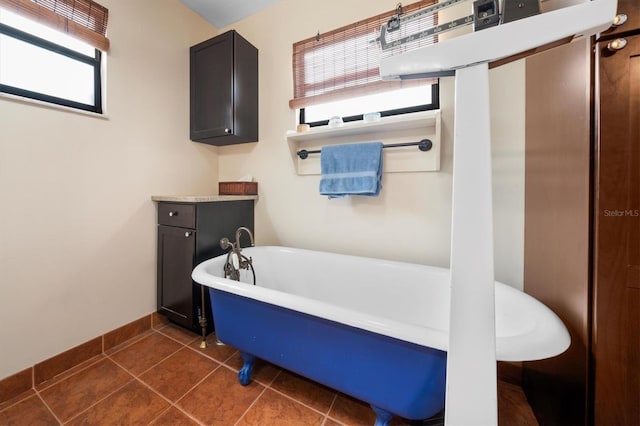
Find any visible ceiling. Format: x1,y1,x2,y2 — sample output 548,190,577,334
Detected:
180,0,281,29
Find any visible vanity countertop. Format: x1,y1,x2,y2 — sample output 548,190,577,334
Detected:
151,195,258,203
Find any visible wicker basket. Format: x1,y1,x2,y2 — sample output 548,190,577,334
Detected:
219,181,258,195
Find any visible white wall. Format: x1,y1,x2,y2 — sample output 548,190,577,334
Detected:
0,0,218,380
217,0,525,284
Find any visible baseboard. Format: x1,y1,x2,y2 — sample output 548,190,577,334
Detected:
0,312,166,405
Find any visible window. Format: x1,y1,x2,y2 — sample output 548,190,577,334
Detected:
291,0,439,126
301,83,438,126
0,0,109,113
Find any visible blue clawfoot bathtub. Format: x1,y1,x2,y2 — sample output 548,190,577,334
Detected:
192,246,570,425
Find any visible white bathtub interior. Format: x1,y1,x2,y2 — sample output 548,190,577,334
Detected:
195,246,569,363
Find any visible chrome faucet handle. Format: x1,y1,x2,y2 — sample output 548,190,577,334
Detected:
220,237,233,250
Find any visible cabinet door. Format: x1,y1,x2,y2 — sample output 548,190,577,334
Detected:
593,33,640,426
190,32,233,141
157,225,196,329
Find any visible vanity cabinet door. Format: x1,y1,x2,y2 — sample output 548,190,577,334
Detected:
157,225,196,329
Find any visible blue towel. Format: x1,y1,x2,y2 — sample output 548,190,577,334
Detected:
319,142,383,198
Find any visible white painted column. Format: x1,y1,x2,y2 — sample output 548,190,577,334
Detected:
445,62,497,425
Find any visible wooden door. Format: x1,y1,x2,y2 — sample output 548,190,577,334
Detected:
593,32,640,426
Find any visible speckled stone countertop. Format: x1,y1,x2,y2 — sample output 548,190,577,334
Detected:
151,195,258,203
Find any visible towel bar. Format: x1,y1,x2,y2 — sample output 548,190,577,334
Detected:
296,139,432,160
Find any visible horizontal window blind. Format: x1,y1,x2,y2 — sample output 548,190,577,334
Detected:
0,0,109,51
290,0,438,109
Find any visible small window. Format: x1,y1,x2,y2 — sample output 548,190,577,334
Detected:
291,0,439,127
0,1,108,113
301,84,438,126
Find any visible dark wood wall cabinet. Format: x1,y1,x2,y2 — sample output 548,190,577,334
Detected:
523,1,639,424
156,200,255,333
190,30,258,146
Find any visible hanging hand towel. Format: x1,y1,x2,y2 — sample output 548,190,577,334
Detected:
319,142,383,198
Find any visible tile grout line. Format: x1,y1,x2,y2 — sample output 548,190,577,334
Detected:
59,376,137,425
60,328,187,424
155,325,201,347
233,383,270,426
265,384,339,421
103,328,157,356
169,363,224,424
34,390,63,425
323,393,343,426
132,370,210,426
34,354,107,394
106,337,187,379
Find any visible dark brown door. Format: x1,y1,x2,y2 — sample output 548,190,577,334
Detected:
592,33,640,426
157,225,196,329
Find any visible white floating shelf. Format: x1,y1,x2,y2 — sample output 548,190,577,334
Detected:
286,110,441,175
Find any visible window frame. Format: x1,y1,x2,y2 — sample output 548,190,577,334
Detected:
300,83,440,127
0,21,103,113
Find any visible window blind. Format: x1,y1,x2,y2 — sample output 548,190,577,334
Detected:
290,0,438,109
0,0,109,51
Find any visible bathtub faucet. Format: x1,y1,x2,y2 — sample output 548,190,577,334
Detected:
219,227,255,283
235,226,255,248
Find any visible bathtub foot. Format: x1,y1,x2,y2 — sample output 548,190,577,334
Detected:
238,352,256,386
371,405,394,426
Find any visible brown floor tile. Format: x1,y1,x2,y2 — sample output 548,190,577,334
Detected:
225,352,282,386
103,329,155,356
139,347,219,402
329,393,376,426
189,336,238,362
238,388,324,426
150,407,199,426
157,323,200,345
109,331,182,376
34,337,102,386
150,406,199,425
39,358,133,422
0,394,58,425
177,366,264,425
271,370,336,414
66,380,169,426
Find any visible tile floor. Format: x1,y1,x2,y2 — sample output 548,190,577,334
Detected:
0,322,537,425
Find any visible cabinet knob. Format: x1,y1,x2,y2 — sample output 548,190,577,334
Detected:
168,211,178,217
224,128,231,134
607,38,627,52
612,13,627,27
185,231,192,238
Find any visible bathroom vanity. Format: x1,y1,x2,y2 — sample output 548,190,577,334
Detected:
152,195,256,333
